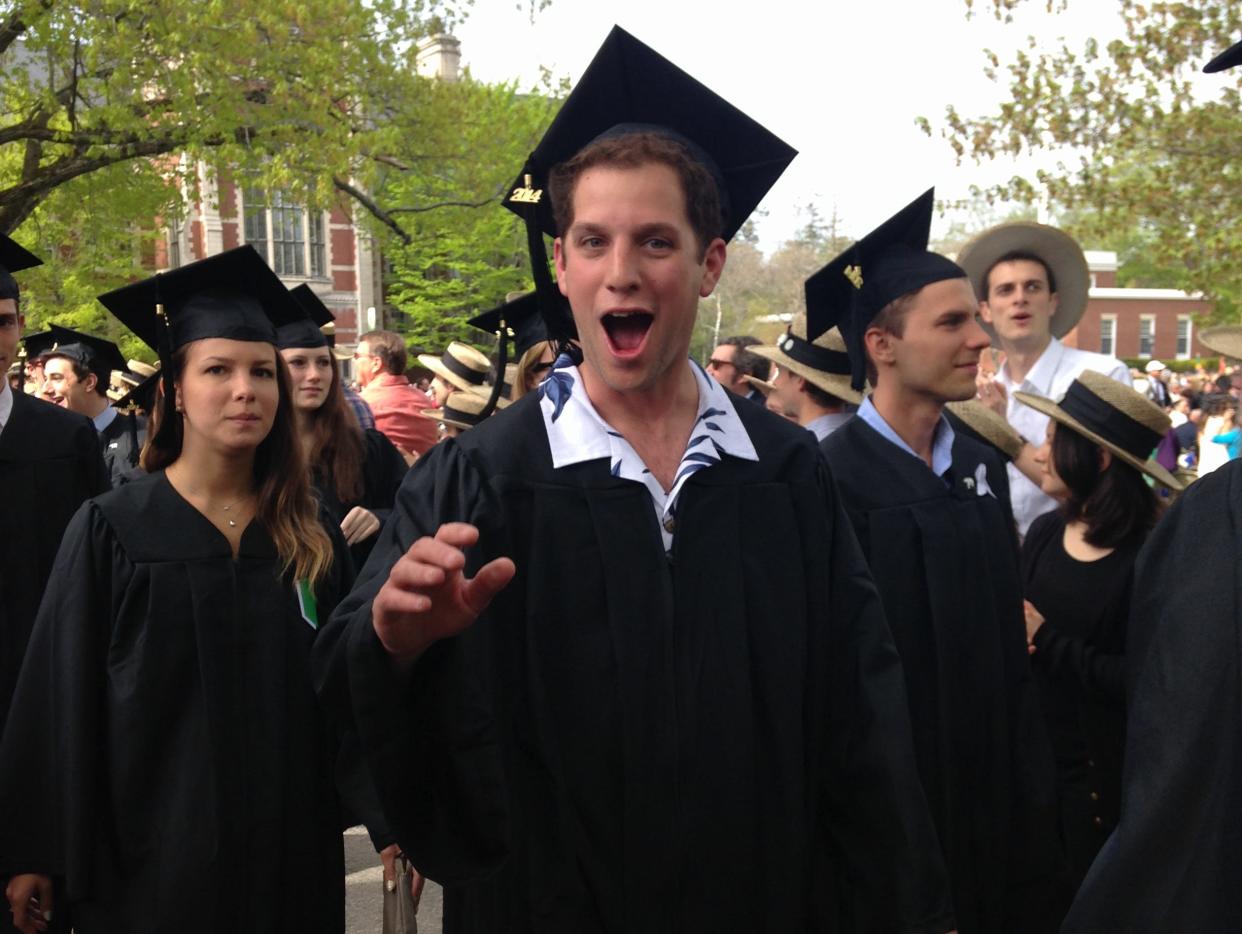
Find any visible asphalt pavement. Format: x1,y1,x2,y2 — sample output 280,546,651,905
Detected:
345,827,443,934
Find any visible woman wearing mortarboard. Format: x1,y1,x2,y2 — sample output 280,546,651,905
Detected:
0,246,361,934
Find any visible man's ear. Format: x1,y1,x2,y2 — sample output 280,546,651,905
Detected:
83,372,98,395
977,300,995,326
698,237,728,298
553,237,569,298
1097,447,1112,473
863,326,897,369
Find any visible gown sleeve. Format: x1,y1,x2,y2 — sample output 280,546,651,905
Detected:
0,502,121,899
811,456,956,934
312,440,509,884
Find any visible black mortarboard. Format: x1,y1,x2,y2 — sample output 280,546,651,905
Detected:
504,25,796,342
1205,38,1242,73
20,330,55,362
467,292,550,360
279,284,335,350
0,234,42,302
113,368,161,414
804,189,967,390
97,245,303,355
42,324,128,384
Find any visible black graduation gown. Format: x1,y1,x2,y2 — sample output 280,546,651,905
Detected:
98,409,146,486
313,427,408,569
0,472,351,934
820,417,1062,934
314,393,954,934
0,390,108,733
1062,460,1242,932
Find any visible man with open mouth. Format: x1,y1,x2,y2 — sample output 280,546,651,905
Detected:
315,26,953,934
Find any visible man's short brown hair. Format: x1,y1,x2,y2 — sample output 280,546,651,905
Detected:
359,330,407,377
548,131,725,261
863,290,920,386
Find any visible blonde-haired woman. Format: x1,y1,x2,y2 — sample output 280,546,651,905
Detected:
0,247,354,934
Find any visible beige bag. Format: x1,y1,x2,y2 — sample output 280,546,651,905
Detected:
382,855,419,934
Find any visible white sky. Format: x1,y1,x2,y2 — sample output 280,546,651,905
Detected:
454,0,1128,251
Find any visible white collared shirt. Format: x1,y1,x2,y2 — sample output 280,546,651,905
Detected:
0,379,12,434
539,357,759,552
995,336,1131,534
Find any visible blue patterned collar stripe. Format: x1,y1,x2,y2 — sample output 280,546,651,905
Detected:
538,358,759,550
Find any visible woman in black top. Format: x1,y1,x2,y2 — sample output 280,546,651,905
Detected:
1015,370,1181,893
279,286,408,570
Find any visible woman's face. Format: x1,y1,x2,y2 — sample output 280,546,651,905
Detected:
176,338,280,454
1033,420,1070,501
280,346,334,412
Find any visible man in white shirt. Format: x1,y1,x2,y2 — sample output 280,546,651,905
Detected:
960,223,1130,535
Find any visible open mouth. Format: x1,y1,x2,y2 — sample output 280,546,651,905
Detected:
601,312,653,356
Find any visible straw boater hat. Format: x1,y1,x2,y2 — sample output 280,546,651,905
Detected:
956,222,1091,341
425,390,492,432
742,374,776,397
417,341,491,393
1197,326,1242,361
1014,370,1183,491
945,400,1027,462
751,315,864,406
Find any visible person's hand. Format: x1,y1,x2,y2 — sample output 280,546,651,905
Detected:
976,375,1008,416
340,506,382,545
379,844,426,905
1023,599,1045,653
396,446,419,467
372,522,516,665
6,874,53,934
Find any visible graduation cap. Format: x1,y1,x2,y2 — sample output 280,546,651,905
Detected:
1204,37,1242,72
467,292,549,360
0,233,43,302
503,25,796,343
112,367,162,414
20,330,55,362
97,245,303,355
804,189,967,391
41,324,128,385
279,284,335,350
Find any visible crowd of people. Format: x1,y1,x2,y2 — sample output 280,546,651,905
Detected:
0,23,1240,934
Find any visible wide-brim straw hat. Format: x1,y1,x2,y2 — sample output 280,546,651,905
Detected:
1198,326,1242,360
742,374,776,397
463,383,511,409
417,341,491,393
946,400,1026,462
1014,369,1182,491
957,222,1090,340
751,315,864,406
425,390,492,431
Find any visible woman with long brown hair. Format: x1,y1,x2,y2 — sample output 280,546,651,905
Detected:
0,247,357,934
280,285,407,569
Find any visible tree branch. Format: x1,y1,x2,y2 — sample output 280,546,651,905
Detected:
332,176,411,244
387,197,498,214
0,0,53,57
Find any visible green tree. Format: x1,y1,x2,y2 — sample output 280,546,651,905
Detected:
376,72,563,354
0,0,468,345
924,0,1242,319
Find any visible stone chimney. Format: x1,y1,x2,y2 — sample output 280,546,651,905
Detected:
415,35,462,82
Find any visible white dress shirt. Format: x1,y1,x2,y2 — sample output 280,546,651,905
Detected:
0,379,13,435
804,410,852,442
996,337,1131,535
539,357,759,552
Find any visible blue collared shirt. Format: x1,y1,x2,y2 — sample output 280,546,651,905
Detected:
93,404,118,434
539,357,759,552
857,397,956,480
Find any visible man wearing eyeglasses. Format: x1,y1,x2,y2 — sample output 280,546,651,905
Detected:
705,335,769,403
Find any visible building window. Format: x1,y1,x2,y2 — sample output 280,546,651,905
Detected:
1100,316,1116,356
167,218,182,269
242,187,327,278
1139,315,1155,358
1176,315,1192,359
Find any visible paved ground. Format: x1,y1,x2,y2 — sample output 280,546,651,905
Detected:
345,827,443,934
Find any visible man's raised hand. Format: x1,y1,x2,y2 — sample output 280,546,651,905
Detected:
372,522,516,665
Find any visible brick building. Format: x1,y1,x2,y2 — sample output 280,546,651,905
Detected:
1062,251,1213,361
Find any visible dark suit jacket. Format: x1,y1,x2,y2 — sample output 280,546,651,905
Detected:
0,390,109,731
